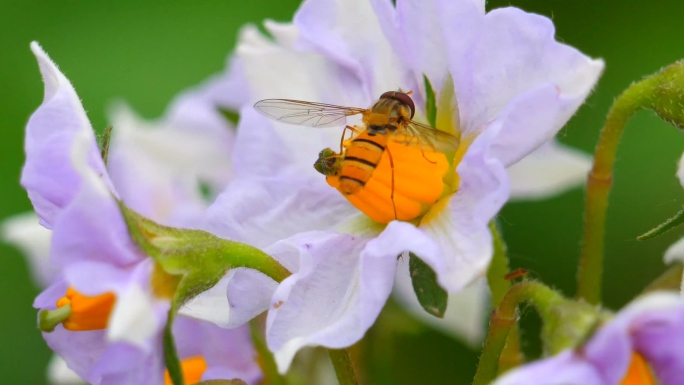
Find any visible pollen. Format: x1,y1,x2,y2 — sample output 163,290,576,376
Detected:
327,140,450,224
620,353,657,385
55,287,116,331
164,356,207,385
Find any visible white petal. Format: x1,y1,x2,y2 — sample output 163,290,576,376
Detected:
1,212,55,287
47,354,87,385
106,261,169,349
507,141,592,200
178,274,232,327
677,151,684,188
665,237,684,265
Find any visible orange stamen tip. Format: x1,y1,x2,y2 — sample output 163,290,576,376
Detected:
53,287,116,331
164,356,207,385
620,353,657,385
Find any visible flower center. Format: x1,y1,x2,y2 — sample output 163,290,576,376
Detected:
620,353,657,385
321,136,451,224
164,356,207,385
39,287,116,332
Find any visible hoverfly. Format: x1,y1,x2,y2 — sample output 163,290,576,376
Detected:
254,91,460,219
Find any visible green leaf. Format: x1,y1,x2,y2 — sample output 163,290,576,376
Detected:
408,252,447,318
423,75,437,128
218,108,240,127
637,206,684,240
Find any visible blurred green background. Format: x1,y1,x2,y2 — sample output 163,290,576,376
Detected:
1,0,683,384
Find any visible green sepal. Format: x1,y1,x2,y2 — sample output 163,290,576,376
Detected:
117,202,290,307
637,206,684,241
408,252,447,318
423,75,437,128
642,60,684,129
218,108,240,127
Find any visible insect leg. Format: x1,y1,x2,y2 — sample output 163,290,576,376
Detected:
339,125,359,154
420,142,438,164
385,145,398,221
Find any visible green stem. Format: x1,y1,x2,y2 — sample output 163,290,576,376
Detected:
249,320,286,385
472,282,563,385
164,307,184,385
328,348,359,385
487,221,524,373
38,304,72,332
577,76,657,305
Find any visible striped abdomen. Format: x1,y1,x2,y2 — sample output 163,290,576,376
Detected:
339,131,388,195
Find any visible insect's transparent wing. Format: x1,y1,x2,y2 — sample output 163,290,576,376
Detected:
254,99,367,128
397,120,460,153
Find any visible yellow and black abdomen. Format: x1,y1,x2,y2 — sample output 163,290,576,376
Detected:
338,131,388,195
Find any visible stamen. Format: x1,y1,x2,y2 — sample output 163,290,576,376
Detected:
164,356,207,385
620,353,657,385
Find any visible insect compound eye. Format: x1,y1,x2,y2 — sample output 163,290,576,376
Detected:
379,91,415,119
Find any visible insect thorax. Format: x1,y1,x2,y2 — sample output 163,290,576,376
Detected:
365,98,411,135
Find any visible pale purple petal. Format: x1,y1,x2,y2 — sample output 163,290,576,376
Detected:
203,174,354,249
1,212,56,287
106,103,229,227
173,317,262,385
265,232,375,372
236,29,363,174
50,136,142,273
22,43,115,228
630,298,684,385
165,56,247,136
493,351,604,385
440,6,603,165
508,141,592,200
420,128,509,291
295,0,412,100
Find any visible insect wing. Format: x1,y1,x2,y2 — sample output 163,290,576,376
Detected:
254,99,367,128
399,120,460,153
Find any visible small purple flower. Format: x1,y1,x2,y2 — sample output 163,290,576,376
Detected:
184,0,604,372
23,42,259,385
493,292,684,385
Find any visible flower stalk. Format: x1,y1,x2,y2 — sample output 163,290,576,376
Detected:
578,60,684,304
486,221,524,373
471,282,567,385
328,348,359,385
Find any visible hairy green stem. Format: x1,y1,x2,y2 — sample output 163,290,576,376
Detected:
328,348,359,385
164,307,184,385
249,320,286,385
577,76,657,305
472,282,563,385
486,221,524,373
